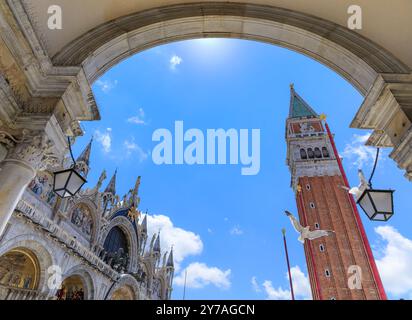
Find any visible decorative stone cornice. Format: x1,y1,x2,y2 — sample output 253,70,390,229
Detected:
0,0,100,131
351,73,412,131
351,73,412,180
389,128,412,181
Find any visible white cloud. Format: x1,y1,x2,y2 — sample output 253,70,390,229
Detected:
289,266,312,299
123,138,149,162
95,79,118,93
262,281,291,300
251,276,261,293
127,108,147,125
145,214,203,271
144,214,230,291
230,225,244,236
95,129,112,153
258,266,311,300
174,262,231,289
170,55,183,70
341,133,379,168
375,226,412,298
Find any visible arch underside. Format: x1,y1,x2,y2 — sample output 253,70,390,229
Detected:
52,3,410,95
106,274,140,300
63,265,96,300
0,236,55,294
101,216,139,272
0,248,40,291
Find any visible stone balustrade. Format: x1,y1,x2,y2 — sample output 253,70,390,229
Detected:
0,284,47,300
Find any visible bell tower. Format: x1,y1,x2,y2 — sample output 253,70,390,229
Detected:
285,85,386,300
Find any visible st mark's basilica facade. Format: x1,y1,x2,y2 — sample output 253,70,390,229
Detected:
0,139,174,300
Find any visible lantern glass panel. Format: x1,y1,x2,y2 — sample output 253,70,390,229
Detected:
54,170,71,191
358,192,375,219
369,191,393,213
358,189,394,221
67,171,86,195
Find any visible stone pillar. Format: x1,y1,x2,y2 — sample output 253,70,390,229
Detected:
0,132,59,235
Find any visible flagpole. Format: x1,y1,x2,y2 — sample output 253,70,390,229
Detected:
282,228,295,300
182,269,187,300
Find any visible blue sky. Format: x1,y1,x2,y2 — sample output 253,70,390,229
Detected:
72,38,412,300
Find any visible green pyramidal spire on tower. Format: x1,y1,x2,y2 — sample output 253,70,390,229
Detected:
289,84,318,118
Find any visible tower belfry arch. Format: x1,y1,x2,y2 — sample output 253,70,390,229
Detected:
0,1,411,247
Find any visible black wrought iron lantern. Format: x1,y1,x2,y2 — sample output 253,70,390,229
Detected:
356,148,395,221
53,168,86,198
358,189,394,221
53,137,87,198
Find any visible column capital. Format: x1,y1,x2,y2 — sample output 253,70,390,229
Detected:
5,129,60,172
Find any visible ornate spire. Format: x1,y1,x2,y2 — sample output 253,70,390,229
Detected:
131,176,141,208
95,169,107,191
162,251,168,268
141,214,148,234
153,232,161,253
104,169,117,195
289,85,318,119
75,137,93,178
167,247,174,268
133,176,141,196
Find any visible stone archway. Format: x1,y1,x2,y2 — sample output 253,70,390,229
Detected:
100,216,139,272
0,248,40,294
0,236,55,296
105,274,140,300
59,265,95,300
110,285,135,300
58,275,86,300
38,2,412,180
52,3,409,94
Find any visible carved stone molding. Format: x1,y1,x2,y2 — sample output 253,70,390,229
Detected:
390,128,412,181
6,130,59,171
0,129,22,149
351,73,412,180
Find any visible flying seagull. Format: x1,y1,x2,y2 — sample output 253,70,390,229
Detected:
340,169,369,200
285,211,335,244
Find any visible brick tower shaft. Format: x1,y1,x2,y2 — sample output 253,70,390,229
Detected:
285,85,386,300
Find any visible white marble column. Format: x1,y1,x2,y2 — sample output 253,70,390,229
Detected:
0,158,36,234
0,133,58,235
